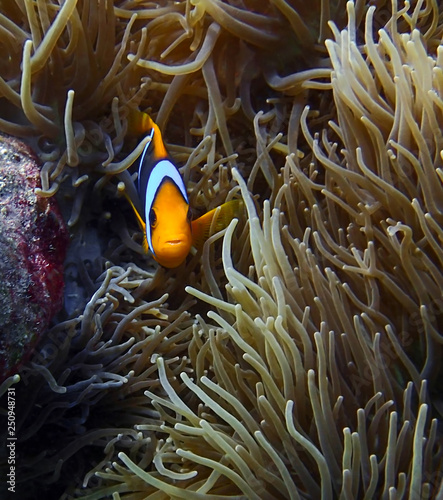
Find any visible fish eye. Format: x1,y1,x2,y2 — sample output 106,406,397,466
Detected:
149,208,157,227
187,208,192,221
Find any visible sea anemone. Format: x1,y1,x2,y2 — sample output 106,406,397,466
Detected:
0,0,442,499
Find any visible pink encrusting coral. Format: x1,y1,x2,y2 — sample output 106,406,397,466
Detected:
0,134,68,382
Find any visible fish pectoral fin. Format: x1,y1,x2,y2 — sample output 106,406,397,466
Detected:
121,188,149,252
121,190,145,230
142,236,150,254
191,199,243,250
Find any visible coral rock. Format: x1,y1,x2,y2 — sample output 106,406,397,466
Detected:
0,134,68,382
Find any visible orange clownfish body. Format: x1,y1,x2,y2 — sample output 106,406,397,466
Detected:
126,110,240,268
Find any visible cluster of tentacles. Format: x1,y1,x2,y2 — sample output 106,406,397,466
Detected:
0,0,442,498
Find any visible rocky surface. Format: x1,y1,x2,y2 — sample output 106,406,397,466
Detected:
0,134,69,382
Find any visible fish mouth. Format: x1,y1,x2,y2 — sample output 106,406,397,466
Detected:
156,238,191,268
163,235,189,246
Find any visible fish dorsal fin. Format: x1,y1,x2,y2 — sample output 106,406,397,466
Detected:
137,129,155,209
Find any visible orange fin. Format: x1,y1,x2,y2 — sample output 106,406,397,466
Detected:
127,108,168,160
126,108,155,137
120,184,150,253
191,199,243,250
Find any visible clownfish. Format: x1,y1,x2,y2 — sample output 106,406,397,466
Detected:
124,109,241,268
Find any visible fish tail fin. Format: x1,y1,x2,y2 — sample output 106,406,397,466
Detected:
191,199,243,250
